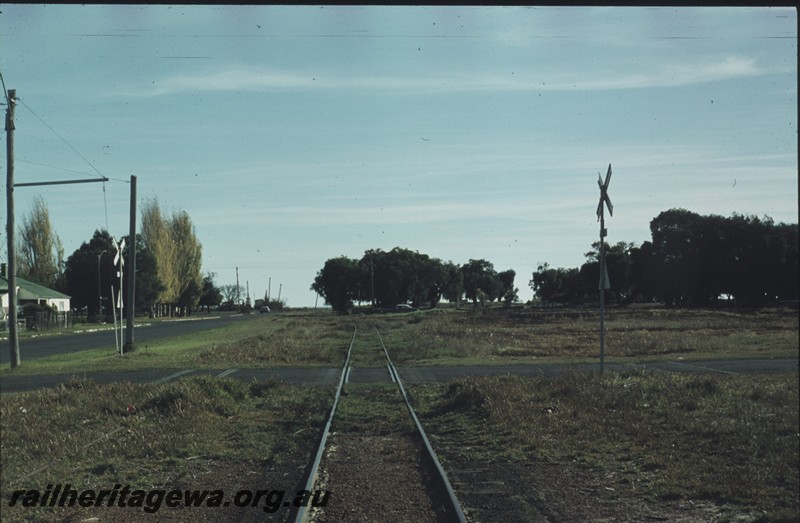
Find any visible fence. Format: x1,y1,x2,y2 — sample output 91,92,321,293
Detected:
27,311,73,331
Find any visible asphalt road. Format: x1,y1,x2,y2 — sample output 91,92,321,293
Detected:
0,311,255,365
1,358,797,393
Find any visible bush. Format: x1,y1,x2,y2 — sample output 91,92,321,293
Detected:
267,299,286,311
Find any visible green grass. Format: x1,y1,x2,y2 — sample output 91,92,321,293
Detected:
1,306,797,377
196,316,352,367
333,383,413,434
0,312,353,377
411,371,800,520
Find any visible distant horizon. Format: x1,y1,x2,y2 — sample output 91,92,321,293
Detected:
2,5,796,307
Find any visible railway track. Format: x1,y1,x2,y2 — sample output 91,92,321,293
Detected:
293,326,468,523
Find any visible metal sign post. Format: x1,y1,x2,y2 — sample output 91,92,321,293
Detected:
596,164,613,373
111,286,119,356
114,238,125,355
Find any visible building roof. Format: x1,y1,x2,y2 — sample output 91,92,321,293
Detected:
0,275,71,300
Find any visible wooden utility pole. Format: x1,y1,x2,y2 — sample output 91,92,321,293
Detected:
97,250,107,319
5,88,20,368
4,86,108,368
370,252,375,308
125,175,137,351
235,267,240,305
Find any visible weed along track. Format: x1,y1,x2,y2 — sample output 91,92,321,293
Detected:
294,326,467,523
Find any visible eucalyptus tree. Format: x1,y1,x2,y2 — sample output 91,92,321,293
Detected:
356,247,448,308
461,259,502,304
311,256,362,313
530,263,585,304
581,241,636,305
498,269,518,305
410,254,448,308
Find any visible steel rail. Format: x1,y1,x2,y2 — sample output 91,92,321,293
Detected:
293,326,356,523
295,326,467,523
375,327,469,523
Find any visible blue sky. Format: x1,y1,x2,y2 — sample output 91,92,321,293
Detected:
1,5,797,307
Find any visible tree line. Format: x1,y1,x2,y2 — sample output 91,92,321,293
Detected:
12,196,215,318
313,209,797,313
15,200,795,317
531,209,798,307
311,247,518,313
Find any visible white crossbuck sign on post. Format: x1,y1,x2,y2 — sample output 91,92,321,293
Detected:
597,164,613,290
596,163,613,373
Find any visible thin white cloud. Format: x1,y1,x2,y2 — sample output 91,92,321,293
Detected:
158,67,317,93
128,54,773,97
136,66,447,96
560,56,765,91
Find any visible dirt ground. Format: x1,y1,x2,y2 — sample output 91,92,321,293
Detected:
308,433,450,523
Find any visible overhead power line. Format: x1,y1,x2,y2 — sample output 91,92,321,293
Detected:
16,98,107,181
0,157,131,184
15,96,113,230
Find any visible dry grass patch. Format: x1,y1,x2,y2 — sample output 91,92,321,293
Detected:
197,318,352,366
381,306,799,363
413,371,799,520
0,376,332,522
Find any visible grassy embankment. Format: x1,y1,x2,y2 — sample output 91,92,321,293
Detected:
0,307,797,520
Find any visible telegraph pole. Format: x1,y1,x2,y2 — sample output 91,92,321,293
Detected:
97,250,107,320
124,175,137,352
4,86,108,368
370,252,375,309
235,267,240,306
5,88,20,368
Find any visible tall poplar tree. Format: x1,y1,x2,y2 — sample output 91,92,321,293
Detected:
17,196,63,288
171,210,203,314
141,198,176,311
140,198,203,315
